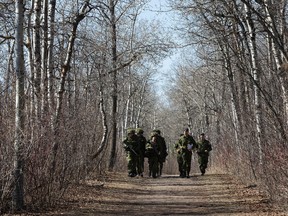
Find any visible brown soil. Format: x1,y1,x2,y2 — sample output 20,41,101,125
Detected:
10,172,287,216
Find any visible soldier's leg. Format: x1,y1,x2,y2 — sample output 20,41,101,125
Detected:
127,153,135,177
202,155,209,174
130,153,137,177
136,155,143,176
182,152,192,178
186,153,192,178
177,154,183,177
141,154,145,176
148,157,153,177
152,157,159,178
178,154,186,177
198,155,208,175
159,161,163,176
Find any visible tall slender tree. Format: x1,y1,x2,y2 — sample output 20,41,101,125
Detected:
108,0,118,171
13,0,25,211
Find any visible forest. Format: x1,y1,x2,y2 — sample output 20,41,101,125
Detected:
0,0,288,213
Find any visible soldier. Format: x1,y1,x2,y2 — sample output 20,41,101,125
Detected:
136,128,147,177
175,128,197,178
123,129,140,177
174,133,184,177
153,129,168,176
145,136,161,178
196,133,212,176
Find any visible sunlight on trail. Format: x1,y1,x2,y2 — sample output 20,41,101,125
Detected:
34,172,287,216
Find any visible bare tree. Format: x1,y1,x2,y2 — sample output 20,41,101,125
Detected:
243,2,264,166
51,0,92,174
168,0,288,200
13,0,25,211
108,0,118,170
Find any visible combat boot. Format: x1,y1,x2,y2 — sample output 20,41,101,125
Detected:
180,171,186,178
159,169,162,177
201,169,205,175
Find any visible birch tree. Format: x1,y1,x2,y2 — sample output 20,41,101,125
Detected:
32,0,42,120
243,2,264,165
47,0,56,112
108,0,118,170
13,0,25,210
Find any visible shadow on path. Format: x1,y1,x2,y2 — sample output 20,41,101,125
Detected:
37,173,285,216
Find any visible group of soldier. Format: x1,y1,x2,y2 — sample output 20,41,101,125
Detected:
123,128,167,178
123,127,212,178
175,128,212,178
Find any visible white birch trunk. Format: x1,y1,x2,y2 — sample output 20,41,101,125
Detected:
13,0,25,210
244,3,263,165
91,71,108,159
135,79,148,128
124,78,132,130
47,0,56,115
32,0,42,120
41,0,49,118
222,46,241,157
108,0,118,170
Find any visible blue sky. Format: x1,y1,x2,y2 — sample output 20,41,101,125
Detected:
139,0,181,105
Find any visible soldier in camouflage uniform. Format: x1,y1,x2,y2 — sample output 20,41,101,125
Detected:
196,133,212,175
136,128,147,177
174,128,197,178
174,133,184,177
145,136,161,178
123,129,140,177
153,129,168,177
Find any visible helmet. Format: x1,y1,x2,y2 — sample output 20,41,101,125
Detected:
127,128,135,134
153,129,161,135
136,128,144,134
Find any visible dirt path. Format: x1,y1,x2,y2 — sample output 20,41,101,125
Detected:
26,172,287,216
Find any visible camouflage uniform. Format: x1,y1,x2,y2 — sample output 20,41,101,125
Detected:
153,130,168,176
123,129,140,177
196,134,212,175
145,136,161,178
175,129,197,178
136,128,147,177
174,139,184,177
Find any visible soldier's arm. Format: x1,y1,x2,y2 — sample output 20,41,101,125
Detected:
123,139,130,151
162,137,167,149
123,138,128,146
191,136,197,145
174,141,181,153
207,141,212,151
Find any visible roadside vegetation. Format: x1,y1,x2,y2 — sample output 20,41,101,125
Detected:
0,0,288,213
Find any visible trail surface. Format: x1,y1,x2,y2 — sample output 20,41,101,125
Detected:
24,172,287,215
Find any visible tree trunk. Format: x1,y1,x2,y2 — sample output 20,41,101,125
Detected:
108,0,118,171
135,78,148,128
41,0,49,118
124,72,132,130
50,0,90,173
92,69,108,159
32,0,42,121
244,3,264,166
47,0,56,114
223,47,242,157
183,96,192,130
13,0,25,211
